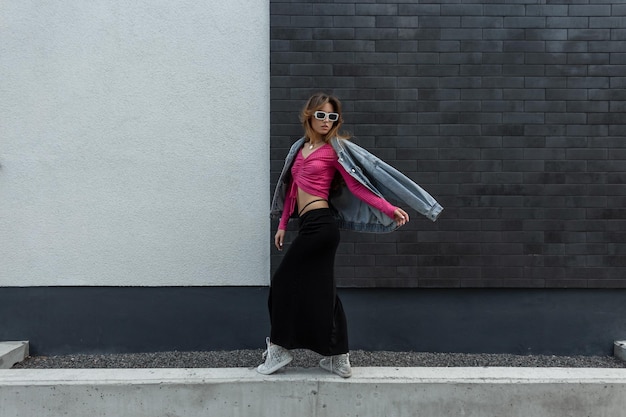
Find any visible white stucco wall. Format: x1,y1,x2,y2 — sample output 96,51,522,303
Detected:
0,1,270,286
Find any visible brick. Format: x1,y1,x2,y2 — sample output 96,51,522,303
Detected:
610,101,626,112
439,147,482,160
460,64,502,76
333,16,376,28
503,160,544,172
419,17,461,29
355,52,398,65
527,53,567,65
504,112,545,124
375,40,417,52
590,17,626,29
526,5,567,17
484,5,525,17
546,65,588,76
614,5,626,16
481,172,524,184
291,16,333,28
418,65,459,76
545,112,587,124
568,53,610,65
462,41,503,53
272,28,313,40
570,5,611,17
335,255,376,267
398,52,438,64
290,64,333,76
375,255,417,267
440,4,482,16
271,52,312,64
462,17,503,29
503,41,546,52
355,28,397,40
504,17,546,29
270,14,290,26
589,88,626,100
439,172,481,184
311,3,354,16
547,41,588,53
399,28,441,40
567,124,609,137
481,145,524,160
568,29,611,41
354,266,398,278
483,28,524,40
333,40,374,53
398,4,440,16
290,40,333,52
356,4,398,16
612,55,626,65
546,17,588,29
271,3,312,15
311,52,355,64
313,28,354,40
527,29,568,41
439,77,481,88
589,64,626,76
419,41,460,52
441,28,482,40
376,16,420,28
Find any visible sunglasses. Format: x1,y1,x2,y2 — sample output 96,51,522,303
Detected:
313,111,339,122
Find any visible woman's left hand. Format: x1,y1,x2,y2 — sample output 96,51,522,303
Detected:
393,208,409,227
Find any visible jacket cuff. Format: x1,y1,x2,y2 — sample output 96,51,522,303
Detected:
427,203,444,222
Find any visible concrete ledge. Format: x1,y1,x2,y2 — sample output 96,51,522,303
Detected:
1,367,626,416
0,342,28,369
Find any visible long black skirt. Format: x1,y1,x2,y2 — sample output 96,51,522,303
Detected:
268,208,349,356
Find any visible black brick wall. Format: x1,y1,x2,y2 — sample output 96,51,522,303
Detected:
270,0,626,289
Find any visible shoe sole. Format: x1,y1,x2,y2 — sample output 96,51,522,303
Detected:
256,356,293,375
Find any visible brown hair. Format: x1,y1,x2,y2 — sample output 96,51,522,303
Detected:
300,93,350,143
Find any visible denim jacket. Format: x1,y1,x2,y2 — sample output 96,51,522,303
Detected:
270,137,443,233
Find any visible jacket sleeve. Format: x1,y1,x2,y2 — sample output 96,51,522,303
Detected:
334,159,397,220
369,160,443,222
339,138,443,222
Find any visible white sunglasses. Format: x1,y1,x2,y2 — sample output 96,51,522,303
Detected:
313,111,339,122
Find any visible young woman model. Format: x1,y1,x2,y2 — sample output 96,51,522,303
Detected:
257,93,410,378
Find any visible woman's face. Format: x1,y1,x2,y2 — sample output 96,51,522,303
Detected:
311,102,336,138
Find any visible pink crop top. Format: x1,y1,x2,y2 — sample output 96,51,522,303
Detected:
279,143,397,230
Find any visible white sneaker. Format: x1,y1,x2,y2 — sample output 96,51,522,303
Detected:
256,337,293,375
319,353,352,378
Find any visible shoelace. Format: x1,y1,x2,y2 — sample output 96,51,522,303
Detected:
261,338,273,361
262,344,270,360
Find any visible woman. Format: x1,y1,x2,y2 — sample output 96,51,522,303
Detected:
257,93,412,378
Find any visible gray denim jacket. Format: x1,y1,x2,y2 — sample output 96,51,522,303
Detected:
270,137,443,233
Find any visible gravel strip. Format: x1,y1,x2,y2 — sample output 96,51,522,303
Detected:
11,350,625,369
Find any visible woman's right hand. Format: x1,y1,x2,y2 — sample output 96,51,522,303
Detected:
275,229,286,251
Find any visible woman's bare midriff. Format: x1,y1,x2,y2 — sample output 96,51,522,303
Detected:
297,188,329,216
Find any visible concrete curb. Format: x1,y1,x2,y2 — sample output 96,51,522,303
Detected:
0,342,28,370
2,367,626,417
